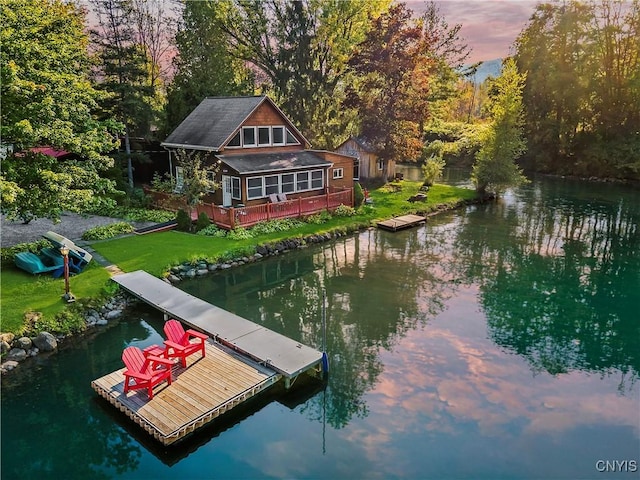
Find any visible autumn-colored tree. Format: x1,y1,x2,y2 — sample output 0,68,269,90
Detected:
344,3,432,168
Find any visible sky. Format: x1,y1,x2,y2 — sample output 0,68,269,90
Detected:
407,0,541,62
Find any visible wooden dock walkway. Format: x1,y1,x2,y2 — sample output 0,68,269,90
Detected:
112,270,323,381
92,340,280,446
377,214,426,232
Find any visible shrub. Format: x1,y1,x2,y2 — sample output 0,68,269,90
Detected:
195,211,211,232
176,209,192,232
197,224,227,237
305,211,332,224
150,172,175,193
227,227,252,240
333,204,356,217
0,239,50,264
421,155,446,186
81,222,134,240
250,218,305,235
354,182,364,207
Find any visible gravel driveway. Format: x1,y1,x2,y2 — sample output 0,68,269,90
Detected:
1,213,156,248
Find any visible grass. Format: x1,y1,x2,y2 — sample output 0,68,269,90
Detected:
1,262,111,334
0,181,478,335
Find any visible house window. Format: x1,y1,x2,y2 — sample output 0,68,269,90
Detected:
247,176,263,199
333,168,344,179
258,127,271,146
231,177,241,200
311,170,323,189
265,175,279,195
243,127,256,147
377,158,384,171
296,171,309,191
272,126,285,146
227,131,241,147
281,173,295,193
286,128,300,145
353,159,360,180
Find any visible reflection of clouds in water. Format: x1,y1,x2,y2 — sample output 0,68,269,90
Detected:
365,287,639,448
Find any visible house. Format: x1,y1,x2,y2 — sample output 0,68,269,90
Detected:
335,136,396,182
161,96,354,210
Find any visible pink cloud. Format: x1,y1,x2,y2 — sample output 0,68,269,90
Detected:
407,0,540,62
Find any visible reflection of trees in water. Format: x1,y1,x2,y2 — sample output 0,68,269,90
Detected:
183,229,451,429
454,180,639,391
1,320,150,478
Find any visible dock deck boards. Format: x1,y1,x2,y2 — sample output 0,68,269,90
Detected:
377,214,426,231
92,340,280,445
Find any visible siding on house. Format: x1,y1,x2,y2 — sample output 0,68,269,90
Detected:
335,137,396,181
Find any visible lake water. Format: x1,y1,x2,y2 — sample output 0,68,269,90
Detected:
2,174,638,479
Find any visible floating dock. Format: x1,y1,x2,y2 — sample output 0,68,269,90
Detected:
377,214,426,232
92,340,279,445
92,269,323,445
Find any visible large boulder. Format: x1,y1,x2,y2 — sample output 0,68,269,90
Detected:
32,332,57,352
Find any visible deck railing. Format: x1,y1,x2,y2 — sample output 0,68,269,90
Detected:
202,188,353,230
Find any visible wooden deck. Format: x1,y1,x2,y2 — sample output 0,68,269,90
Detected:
92,340,280,446
112,270,323,380
377,214,426,231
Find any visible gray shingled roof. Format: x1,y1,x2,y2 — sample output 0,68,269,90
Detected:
162,96,266,150
217,151,332,174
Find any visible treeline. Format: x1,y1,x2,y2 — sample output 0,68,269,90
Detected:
515,0,640,180
1,0,638,224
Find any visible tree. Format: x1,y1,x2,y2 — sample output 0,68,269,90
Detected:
471,59,528,196
0,0,119,159
220,0,389,148
344,4,432,168
1,152,120,223
0,0,120,223
91,0,155,188
173,149,219,224
164,0,254,135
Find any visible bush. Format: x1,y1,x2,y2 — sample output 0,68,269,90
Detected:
0,239,50,264
250,218,305,235
421,155,446,186
195,212,211,232
81,222,134,240
197,224,227,237
333,204,356,217
305,211,332,225
227,227,252,240
176,209,192,232
354,182,364,207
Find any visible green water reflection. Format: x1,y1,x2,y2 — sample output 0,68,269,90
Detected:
1,176,638,479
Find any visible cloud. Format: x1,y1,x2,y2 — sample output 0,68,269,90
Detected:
407,0,540,62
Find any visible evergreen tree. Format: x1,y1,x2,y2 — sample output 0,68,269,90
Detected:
472,59,528,196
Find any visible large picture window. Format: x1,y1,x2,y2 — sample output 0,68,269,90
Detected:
227,125,302,148
245,170,325,199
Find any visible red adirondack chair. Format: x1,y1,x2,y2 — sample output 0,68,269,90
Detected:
122,346,173,399
163,319,208,367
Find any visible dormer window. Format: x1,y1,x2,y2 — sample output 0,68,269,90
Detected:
242,127,256,147
227,125,301,148
258,127,271,146
228,131,241,147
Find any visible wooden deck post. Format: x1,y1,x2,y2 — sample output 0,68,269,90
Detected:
230,207,236,229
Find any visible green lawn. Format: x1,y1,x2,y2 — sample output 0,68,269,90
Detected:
0,182,477,335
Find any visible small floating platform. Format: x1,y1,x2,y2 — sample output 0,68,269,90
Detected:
92,340,280,446
377,214,426,232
